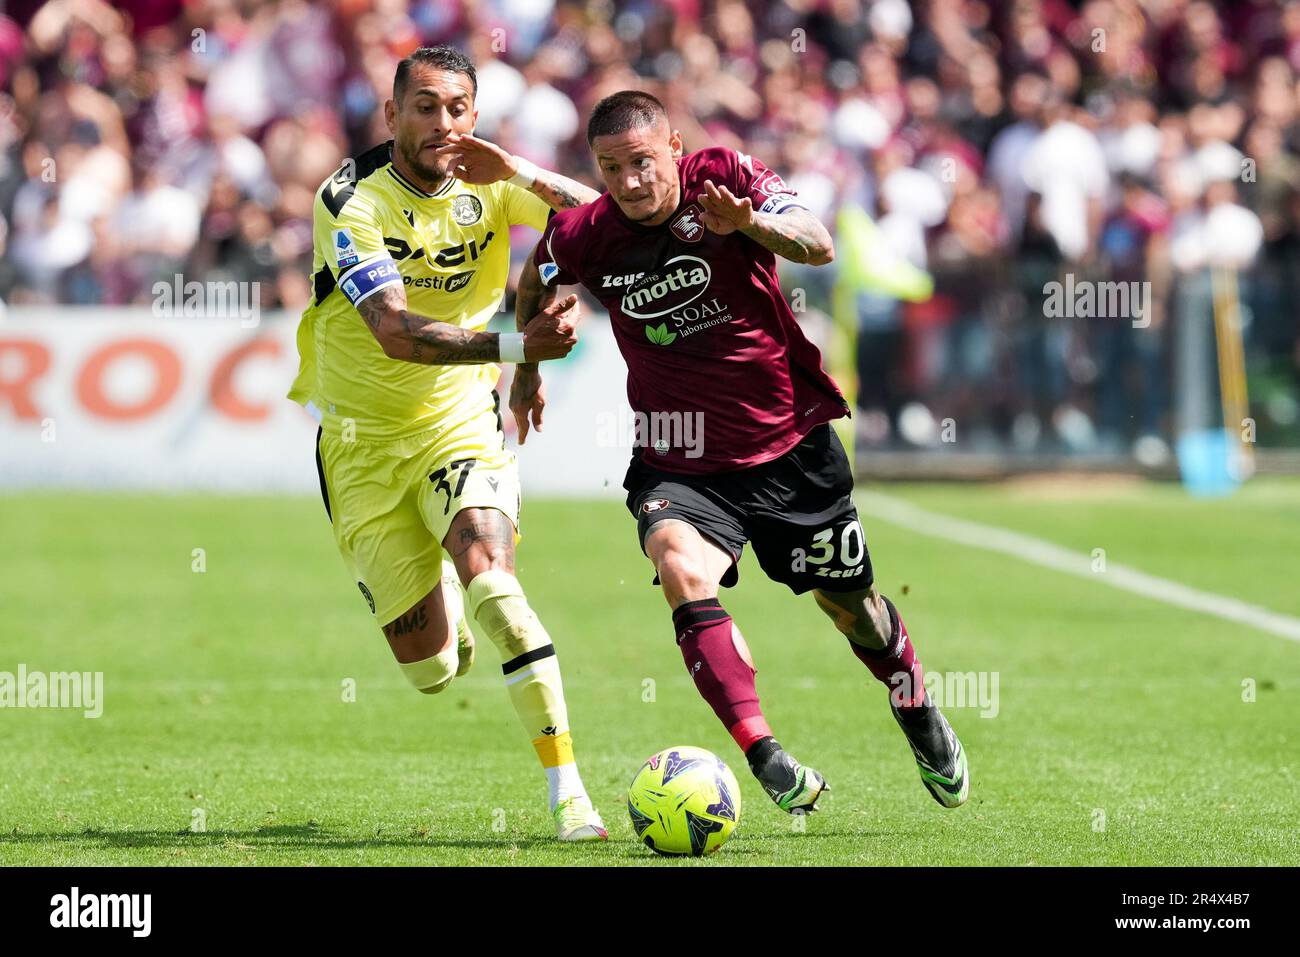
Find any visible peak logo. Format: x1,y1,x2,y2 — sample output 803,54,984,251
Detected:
622,255,711,320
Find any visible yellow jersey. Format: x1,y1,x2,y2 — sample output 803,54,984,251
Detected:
288,140,551,440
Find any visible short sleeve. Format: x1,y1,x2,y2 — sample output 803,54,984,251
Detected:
500,180,552,232
314,186,401,307
731,150,807,216
533,214,580,287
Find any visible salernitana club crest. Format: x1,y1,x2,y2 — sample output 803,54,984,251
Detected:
452,194,483,226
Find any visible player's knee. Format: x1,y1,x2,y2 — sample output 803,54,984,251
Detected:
415,676,452,695
399,646,458,695
655,548,713,604
459,542,512,581
447,509,517,585
466,569,550,660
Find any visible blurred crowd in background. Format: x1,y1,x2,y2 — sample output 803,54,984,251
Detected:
2,0,1299,457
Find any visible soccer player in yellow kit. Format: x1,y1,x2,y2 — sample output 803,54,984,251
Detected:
287,46,607,841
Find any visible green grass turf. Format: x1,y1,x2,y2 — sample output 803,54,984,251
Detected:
1,480,1297,866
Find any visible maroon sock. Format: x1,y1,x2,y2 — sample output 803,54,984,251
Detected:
673,598,773,752
848,595,926,710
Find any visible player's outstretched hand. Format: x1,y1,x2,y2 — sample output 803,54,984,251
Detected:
509,365,545,445
435,133,517,185
521,293,579,362
699,179,754,235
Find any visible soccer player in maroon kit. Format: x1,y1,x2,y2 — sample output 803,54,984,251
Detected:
511,91,969,814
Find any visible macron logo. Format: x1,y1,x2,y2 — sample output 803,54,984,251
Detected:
50,887,152,937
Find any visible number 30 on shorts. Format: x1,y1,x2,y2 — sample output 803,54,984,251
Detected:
789,519,866,579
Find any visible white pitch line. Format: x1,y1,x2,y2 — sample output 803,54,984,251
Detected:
856,491,1300,644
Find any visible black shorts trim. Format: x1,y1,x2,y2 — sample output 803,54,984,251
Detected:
315,426,332,523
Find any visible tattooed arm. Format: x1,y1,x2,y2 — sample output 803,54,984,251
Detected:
358,281,576,365
514,250,559,338
698,178,835,266
525,166,601,211
435,133,600,210
739,208,835,266
357,285,499,364
508,250,563,443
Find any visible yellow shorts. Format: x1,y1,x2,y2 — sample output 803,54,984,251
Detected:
314,398,521,626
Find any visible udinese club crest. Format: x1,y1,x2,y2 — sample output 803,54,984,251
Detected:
451,194,483,226
670,204,705,243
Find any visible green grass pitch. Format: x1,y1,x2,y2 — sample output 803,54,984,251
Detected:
2,479,1298,866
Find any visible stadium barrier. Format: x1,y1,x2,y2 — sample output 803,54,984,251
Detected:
0,308,635,496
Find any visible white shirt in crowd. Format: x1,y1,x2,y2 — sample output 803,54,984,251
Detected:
1022,119,1109,261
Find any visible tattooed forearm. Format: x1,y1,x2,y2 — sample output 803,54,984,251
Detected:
356,283,499,365
739,208,835,265
515,251,558,333
528,169,600,211
397,310,499,364
356,286,394,333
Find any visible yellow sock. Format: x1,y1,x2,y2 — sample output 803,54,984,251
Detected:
532,729,575,769
467,571,587,807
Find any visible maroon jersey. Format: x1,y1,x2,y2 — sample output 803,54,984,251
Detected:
536,146,848,474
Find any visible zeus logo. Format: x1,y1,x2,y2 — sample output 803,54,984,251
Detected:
601,271,646,288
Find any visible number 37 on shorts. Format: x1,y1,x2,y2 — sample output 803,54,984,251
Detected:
418,448,522,542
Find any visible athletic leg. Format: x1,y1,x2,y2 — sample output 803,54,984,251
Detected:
440,558,475,676
811,585,923,708
743,424,968,808
644,518,769,748
633,493,828,814
313,427,464,695
813,583,969,808
382,583,460,695
444,506,606,840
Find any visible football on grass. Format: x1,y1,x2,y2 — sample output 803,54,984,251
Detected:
627,746,742,856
